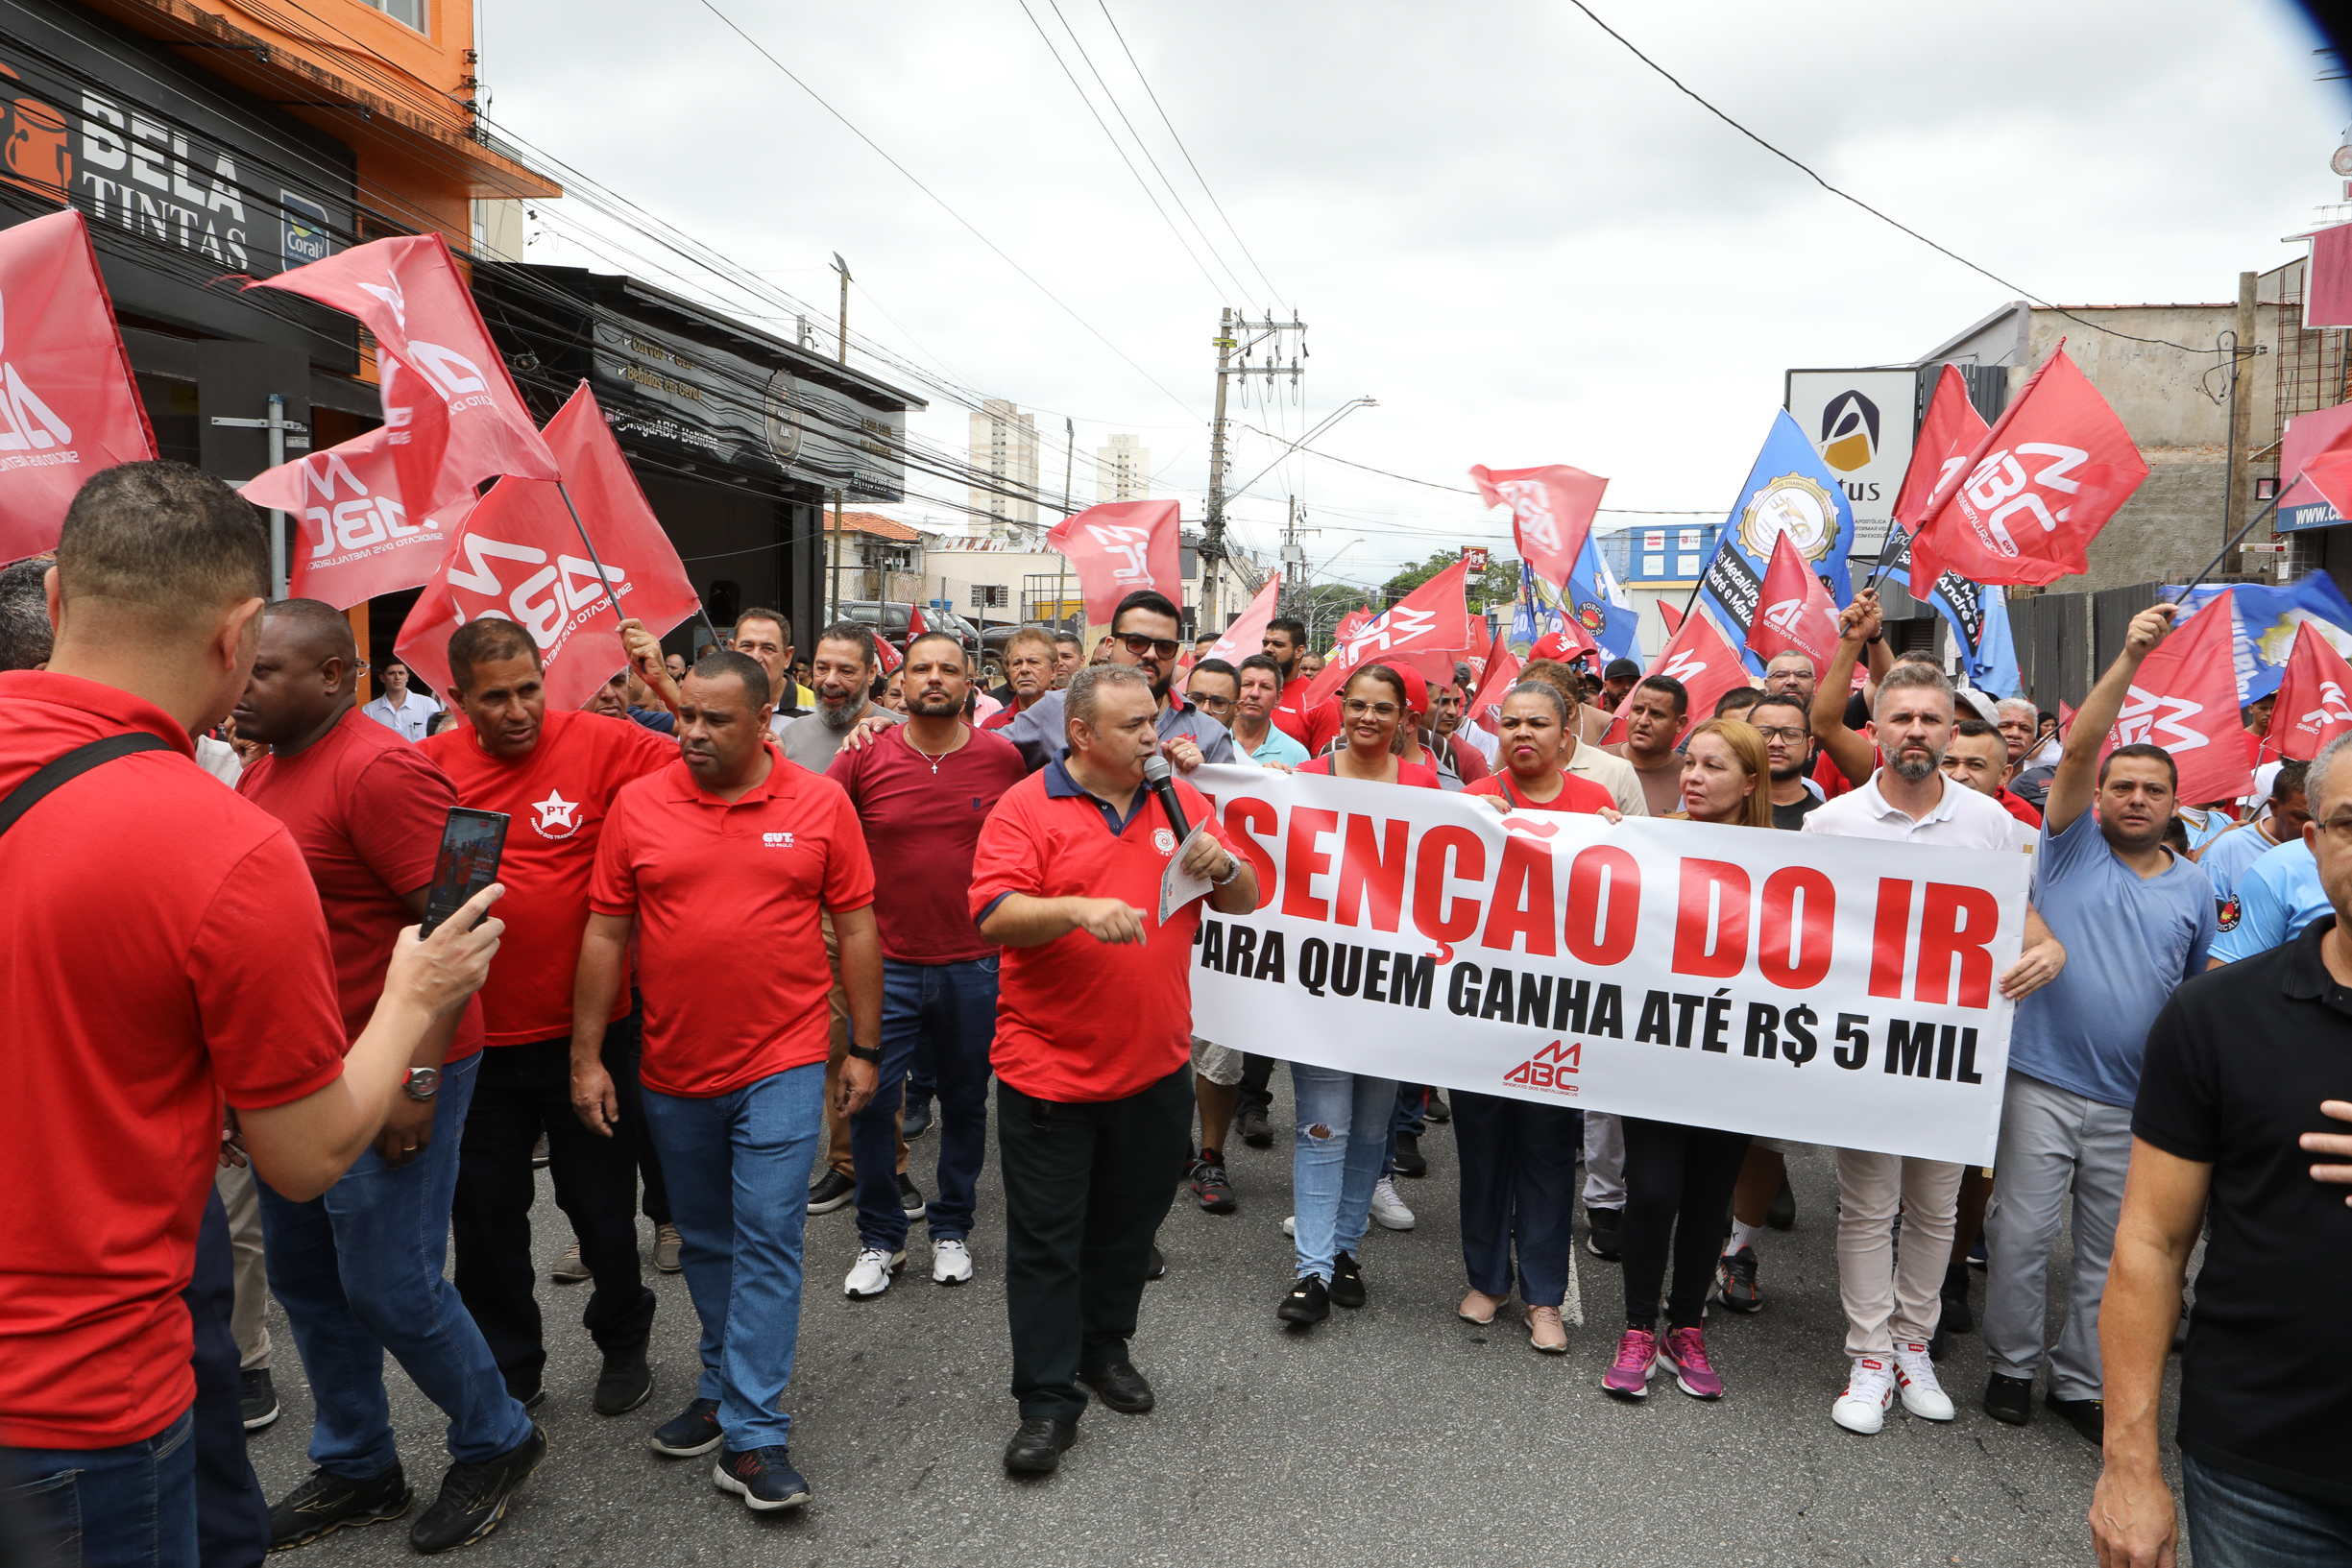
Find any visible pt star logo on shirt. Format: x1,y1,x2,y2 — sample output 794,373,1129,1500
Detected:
531,789,583,839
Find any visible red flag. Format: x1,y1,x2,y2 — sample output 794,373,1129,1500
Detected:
240,423,473,610
2098,589,2253,806
1198,573,1282,671
0,210,156,563
1745,528,1841,670
1657,600,1685,638
873,634,902,677
1301,561,1475,710
1910,345,2147,589
1467,638,1524,731
907,604,930,639
2296,416,2352,523
2058,701,2076,739
1894,364,1991,532
1044,500,1182,627
395,384,698,712
2303,222,2352,330
1602,610,1750,747
1469,464,1607,595
1331,607,1372,648
2264,620,2352,761
249,234,560,511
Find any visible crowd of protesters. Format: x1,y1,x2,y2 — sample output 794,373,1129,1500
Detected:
2,463,2347,1568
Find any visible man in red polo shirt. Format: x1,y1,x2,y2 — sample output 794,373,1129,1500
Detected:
829,631,1028,1296
1,462,498,1568
231,600,541,1555
970,663,1259,1477
574,650,881,1513
420,619,670,1415
1264,615,1315,743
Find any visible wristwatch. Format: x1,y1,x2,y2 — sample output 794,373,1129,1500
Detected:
401,1066,442,1102
1209,852,1243,887
846,1043,883,1065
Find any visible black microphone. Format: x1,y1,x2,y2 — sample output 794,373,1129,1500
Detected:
1141,754,1190,838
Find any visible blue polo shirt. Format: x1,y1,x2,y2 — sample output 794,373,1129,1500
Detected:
2196,816,2283,907
2210,839,2330,964
1002,687,1236,774
2009,809,2216,1109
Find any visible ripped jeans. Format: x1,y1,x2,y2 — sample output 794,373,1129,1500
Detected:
1290,1064,1398,1283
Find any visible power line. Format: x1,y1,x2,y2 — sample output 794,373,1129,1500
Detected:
1560,0,2237,358
1235,426,1717,514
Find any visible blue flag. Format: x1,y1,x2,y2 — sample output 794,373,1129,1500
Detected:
2166,571,2352,703
1874,524,2016,693
1696,409,1857,667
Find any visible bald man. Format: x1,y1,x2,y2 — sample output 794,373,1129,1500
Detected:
231,601,544,1553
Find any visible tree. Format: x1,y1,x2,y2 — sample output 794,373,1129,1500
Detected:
1381,549,1521,612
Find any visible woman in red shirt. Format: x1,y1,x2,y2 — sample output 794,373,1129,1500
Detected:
1453,683,1615,1351
1279,664,1437,1328
1606,717,1767,1407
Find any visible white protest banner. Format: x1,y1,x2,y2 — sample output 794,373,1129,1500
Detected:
1185,767,2031,1165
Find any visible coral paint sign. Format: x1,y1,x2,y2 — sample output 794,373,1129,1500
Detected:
1186,768,2030,1164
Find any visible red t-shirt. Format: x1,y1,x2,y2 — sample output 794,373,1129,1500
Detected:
592,758,875,1097
1812,746,1856,801
1298,755,1445,790
1272,675,1316,744
969,761,1236,1102
1299,698,1345,758
1446,735,1491,784
827,724,1028,963
1997,786,2044,829
421,708,675,1045
238,709,486,1061
0,672,347,1449
1465,771,1616,813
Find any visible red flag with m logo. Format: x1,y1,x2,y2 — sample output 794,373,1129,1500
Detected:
1299,560,1474,710
2097,589,2252,806
1045,500,1182,628
2264,619,2352,761
1602,609,1749,746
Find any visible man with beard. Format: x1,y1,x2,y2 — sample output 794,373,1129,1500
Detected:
1982,605,2216,1445
780,624,913,1218
998,591,1234,776
828,634,1027,1295
728,609,813,718
982,627,1057,733
1603,675,1690,818
1801,663,2060,1439
1052,633,1083,688
1751,693,1823,832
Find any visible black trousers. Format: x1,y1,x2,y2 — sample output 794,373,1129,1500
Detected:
608,1005,669,1225
451,1025,657,1395
1237,1052,1275,1112
187,1185,269,1568
1618,1117,1751,1333
997,1067,1190,1423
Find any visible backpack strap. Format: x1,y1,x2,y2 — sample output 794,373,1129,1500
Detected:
0,733,175,841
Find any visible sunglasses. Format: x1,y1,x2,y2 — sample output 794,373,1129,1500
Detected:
1117,632,1182,660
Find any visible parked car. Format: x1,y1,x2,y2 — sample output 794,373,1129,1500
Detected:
835,601,981,663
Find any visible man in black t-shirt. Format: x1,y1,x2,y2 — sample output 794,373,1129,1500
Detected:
1753,695,1823,832
2091,732,2352,1566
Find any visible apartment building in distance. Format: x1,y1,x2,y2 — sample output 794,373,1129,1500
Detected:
1096,432,1150,502
969,398,1039,528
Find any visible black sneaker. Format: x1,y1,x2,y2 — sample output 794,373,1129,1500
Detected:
408,1424,545,1555
1982,1372,2033,1426
269,1463,412,1551
1237,1103,1274,1148
2048,1391,2104,1445
1766,1171,1796,1230
897,1172,926,1218
901,1099,934,1141
1392,1133,1427,1178
1423,1090,1450,1124
712,1446,810,1511
1277,1273,1329,1325
808,1170,856,1215
594,1340,652,1416
1328,1250,1367,1310
1713,1245,1761,1313
1941,1290,1975,1336
649,1397,724,1458
530,1134,549,1170
240,1366,279,1432
1188,1153,1237,1215
1146,1244,1166,1281
1586,1206,1623,1261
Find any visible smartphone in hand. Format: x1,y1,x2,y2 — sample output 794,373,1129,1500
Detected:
419,808,509,937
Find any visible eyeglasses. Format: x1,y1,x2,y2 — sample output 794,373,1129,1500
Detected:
1343,699,1401,720
1753,725,1809,742
2316,815,2352,845
1117,632,1181,659
1192,692,1235,712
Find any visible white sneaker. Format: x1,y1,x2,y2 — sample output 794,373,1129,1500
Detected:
932,1238,973,1287
843,1247,904,1299
1831,1355,1897,1434
1892,1341,1955,1421
1280,1215,1296,1237
1370,1177,1417,1232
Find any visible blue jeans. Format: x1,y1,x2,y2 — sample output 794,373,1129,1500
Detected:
853,957,998,1251
642,1064,822,1452
2185,1454,2352,1566
3,1409,198,1568
256,1051,531,1478
1454,1094,1580,1308
1290,1064,1396,1282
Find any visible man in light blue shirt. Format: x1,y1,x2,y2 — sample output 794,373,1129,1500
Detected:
2207,835,2329,964
1982,604,2217,1445
1224,654,1309,770
1002,591,1235,775
2192,760,2309,910
359,659,440,741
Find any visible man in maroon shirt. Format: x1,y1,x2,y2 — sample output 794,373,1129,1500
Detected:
829,632,1028,1298
231,601,542,1555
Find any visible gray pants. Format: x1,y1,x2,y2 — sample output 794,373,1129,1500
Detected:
1981,1072,2132,1402
213,1160,271,1370
1583,1111,1625,1209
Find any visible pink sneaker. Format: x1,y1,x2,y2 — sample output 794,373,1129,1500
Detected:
1661,1325,1725,1400
1602,1328,1658,1400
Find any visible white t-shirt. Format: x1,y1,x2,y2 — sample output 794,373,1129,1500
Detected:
1800,770,2025,852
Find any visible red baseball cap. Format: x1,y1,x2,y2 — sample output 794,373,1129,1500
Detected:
1393,662,1430,716
1529,632,1584,664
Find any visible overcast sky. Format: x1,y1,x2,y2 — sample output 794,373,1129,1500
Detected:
478,0,2349,597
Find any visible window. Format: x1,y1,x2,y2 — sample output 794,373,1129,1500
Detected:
359,0,426,31
1641,554,1663,576
972,585,1009,609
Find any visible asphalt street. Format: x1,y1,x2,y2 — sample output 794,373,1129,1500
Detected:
245,1081,2183,1568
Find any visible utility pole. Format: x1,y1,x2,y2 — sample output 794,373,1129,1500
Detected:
833,253,850,366
1278,495,1307,618
1055,416,1073,630
1200,306,1305,632
829,489,844,629
2226,269,2257,579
